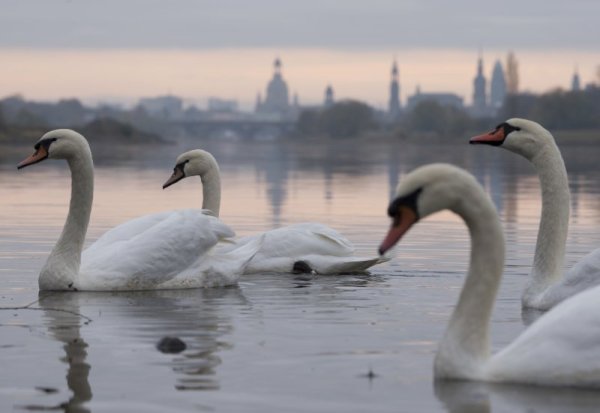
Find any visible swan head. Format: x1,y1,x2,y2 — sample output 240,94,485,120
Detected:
163,149,219,189
469,118,554,160
17,129,90,169
379,164,482,255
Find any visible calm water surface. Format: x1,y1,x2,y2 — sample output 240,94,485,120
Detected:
0,137,599,412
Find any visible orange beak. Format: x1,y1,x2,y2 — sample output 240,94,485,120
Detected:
469,127,506,146
162,168,185,189
17,146,49,169
379,206,418,255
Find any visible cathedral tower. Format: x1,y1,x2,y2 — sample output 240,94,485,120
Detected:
473,55,487,112
388,60,401,118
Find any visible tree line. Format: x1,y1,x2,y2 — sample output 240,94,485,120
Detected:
295,85,600,139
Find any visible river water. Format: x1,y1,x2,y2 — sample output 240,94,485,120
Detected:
0,135,599,412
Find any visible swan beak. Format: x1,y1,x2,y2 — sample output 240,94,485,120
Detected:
469,128,505,146
162,168,185,189
379,206,418,255
17,147,49,169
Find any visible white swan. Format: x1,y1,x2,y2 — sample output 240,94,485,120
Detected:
470,118,600,310
17,129,261,291
379,163,600,387
162,149,387,274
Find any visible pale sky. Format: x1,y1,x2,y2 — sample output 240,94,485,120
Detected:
1,0,598,108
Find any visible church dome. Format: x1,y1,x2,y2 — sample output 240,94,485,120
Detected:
260,58,290,114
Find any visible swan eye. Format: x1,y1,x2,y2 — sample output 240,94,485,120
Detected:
34,137,58,151
388,187,422,219
175,159,190,174
387,198,402,218
503,123,521,136
490,124,502,135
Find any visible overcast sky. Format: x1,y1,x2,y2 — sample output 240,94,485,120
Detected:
2,0,599,51
1,1,598,107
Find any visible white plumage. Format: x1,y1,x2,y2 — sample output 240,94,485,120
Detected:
163,149,387,275
471,118,600,310
380,163,600,387
18,130,260,291
220,222,383,274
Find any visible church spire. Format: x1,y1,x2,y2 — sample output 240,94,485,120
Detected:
274,57,282,76
388,59,401,119
324,84,334,108
571,66,581,91
472,51,487,116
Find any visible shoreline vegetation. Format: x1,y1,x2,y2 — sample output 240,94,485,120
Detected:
0,118,165,146
0,84,598,145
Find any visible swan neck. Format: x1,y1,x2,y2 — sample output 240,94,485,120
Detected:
201,167,221,217
435,193,505,379
525,144,569,302
40,153,94,289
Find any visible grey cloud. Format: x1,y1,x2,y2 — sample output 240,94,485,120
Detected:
1,0,598,50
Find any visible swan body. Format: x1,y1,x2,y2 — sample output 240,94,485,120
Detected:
470,119,600,310
18,130,260,291
163,149,387,274
220,222,383,274
379,163,600,387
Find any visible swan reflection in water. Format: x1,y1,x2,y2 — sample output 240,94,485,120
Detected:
34,286,246,410
435,379,600,413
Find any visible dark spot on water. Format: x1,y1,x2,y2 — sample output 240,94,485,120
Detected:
359,368,379,380
157,336,187,354
35,386,59,394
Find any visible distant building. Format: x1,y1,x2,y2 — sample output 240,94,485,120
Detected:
138,95,183,119
571,69,581,91
505,51,519,94
208,97,238,112
490,60,507,110
324,84,334,108
256,58,293,119
406,86,464,111
471,55,489,117
388,60,401,119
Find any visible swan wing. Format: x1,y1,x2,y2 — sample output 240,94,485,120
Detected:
487,285,600,387
541,248,600,308
219,222,386,274
161,233,265,288
79,209,235,290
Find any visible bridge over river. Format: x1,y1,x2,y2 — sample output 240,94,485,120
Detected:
168,118,296,140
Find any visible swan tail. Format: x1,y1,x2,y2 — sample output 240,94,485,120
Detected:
232,233,265,273
312,255,390,275
203,233,265,286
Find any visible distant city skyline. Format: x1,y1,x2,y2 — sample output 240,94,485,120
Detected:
1,1,598,110
0,48,596,111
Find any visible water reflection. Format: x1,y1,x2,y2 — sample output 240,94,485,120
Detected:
35,292,92,413
34,287,247,410
2,137,600,412
257,143,288,227
435,379,600,413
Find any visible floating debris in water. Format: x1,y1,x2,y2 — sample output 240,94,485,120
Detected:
156,336,187,354
35,386,59,394
359,368,379,380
